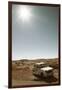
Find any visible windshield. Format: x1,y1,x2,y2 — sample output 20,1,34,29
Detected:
46,70,53,73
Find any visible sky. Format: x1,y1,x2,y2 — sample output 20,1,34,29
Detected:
12,4,59,60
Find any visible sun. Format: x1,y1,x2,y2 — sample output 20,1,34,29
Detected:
18,5,31,22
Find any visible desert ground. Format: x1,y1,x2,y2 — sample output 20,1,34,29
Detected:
12,58,60,87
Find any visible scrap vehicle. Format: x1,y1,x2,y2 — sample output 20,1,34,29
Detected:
32,62,54,78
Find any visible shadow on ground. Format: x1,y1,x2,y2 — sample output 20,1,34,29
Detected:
33,76,58,83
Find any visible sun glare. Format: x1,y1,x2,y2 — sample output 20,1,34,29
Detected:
18,6,31,22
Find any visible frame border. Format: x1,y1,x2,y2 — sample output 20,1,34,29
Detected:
8,1,61,88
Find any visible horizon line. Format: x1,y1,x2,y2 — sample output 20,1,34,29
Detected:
12,57,58,61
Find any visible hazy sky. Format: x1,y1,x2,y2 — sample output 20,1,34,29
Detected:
12,4,59,60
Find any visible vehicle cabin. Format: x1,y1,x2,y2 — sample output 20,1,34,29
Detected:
34,62,46,68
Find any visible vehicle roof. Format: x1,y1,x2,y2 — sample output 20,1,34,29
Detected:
35,62,45,65
41,66,53,71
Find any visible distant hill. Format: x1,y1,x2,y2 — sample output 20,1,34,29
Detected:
12,58,59,63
